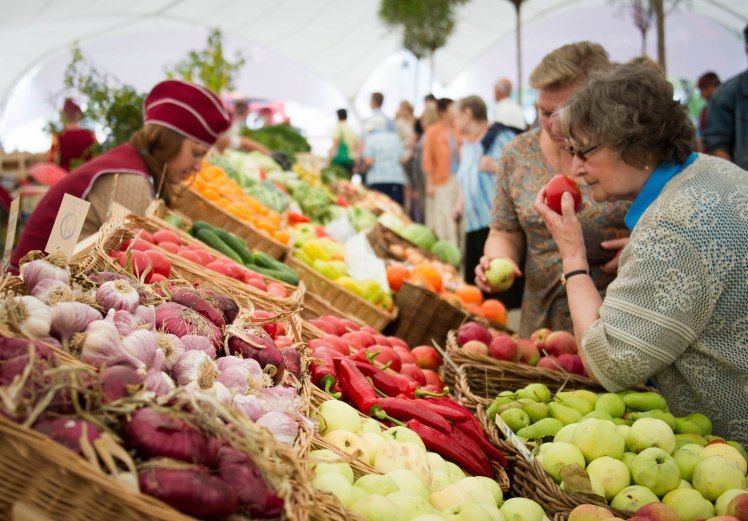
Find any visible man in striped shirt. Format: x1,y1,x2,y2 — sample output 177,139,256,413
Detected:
453,95,518,285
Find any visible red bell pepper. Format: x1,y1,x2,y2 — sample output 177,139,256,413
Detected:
376,397,452,432
406,420,493,477
311,347,341,398
287,211,310,224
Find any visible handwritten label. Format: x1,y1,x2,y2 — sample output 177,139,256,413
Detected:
493,414,534,462
2,197,20,271
45,194,90,257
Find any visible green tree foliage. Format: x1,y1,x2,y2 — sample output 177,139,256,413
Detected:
165,29,245,94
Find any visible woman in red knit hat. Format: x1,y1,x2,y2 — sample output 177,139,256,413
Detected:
12,79,231,269
49,98,98,171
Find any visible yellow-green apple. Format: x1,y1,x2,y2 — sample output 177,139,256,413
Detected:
309,449,354,483
530,328,551,350
355,474,399,496
375,441,431,486
686,412,713,436
485,258,516,291
692,456,746,501
323,430,369,463
537,441,586,482
445,462,466,483
386,491,434,518
545,331,577,355
674,433,708,451
466,476,503,506
673,443,703,481
361,418,383,434
429,468,451,493
586,456,631,500
595,393,626,418
700,443,747,473
662,488,714,521
442,502,498,521
411,345,441,370
317,399,361,434
431,483,471,510
313,472,357,506
610,485,659,511
382,426,427,450
453,476,497,505
386,469,430,499
456,322,491,347
360,432,386,465
516,339,540,366
571,418,626,462
488,335,518,361
554,423,579,443
622,452,638,474
410,516,447,521
630,448,681,497
716,489,747,515
628,418,676,454
499,497,547,521
350,494,402,521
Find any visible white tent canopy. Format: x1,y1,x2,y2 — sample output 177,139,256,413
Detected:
1,0,747,152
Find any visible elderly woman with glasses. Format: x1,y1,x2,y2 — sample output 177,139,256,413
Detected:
535,63,748,445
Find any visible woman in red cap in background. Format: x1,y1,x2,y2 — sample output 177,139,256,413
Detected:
11,79,230,270
49,98,98,171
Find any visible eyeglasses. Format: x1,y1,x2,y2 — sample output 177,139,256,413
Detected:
566,143,601,162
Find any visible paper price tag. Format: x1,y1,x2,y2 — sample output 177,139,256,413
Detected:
2,197,20,271
45,194,91,257
493,414,534,462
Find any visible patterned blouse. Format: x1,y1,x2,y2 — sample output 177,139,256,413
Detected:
491,128,630,337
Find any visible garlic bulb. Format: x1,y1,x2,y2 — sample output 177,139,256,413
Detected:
96,280,139,312
216,366,249,394
80,320,143,370
133,305,155,329
31,279,74,305
9,296,52,339
155,333,185,371
172,350,218,387
122,329,157,366
180,335,216,359
50,302,102,348
232,394,264,421
20,259,69,293
185,379,232,405
105,309,137,336
144,350,175,396
257,411,298,445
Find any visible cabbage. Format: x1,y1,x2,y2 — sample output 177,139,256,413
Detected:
378,213,406,234
401,224,437,250
431,241,461,266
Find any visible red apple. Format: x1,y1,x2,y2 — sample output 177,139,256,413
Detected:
516,339,540,366
537,356,560,371
411,345,441,370
557,353,585,375
387,336,409,350
360,326,379,335
725,492,748,520
530,328,551,350
545,330,577,355
422,369,443,389
461,340,489,356
544,174,582,214
400,364,427,386
488,335,518,361
393,345,416,365
456,322,492,347
636,502,679,521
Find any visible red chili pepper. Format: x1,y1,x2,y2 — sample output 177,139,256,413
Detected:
406,420,493,477
336,195,349,208
376,397,452,431
287,211,310,224
311,347,341,398
353,361,417,397
403,397,469,423
335,359,380,414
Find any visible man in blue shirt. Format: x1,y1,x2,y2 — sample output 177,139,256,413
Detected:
453,95,518,285
361,116,409,205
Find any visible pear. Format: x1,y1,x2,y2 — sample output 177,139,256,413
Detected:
570,389,600,406
499,408,531,432
549,402,584,425
674,433,707,450
583,410,613,421
555,394,594,415
687,413,712,436
522,401,550,423
674,416,703,435
486,395,518,419
516,383,552,403
595,393,626,418
517,417,564,439
623,392,668,412
612,417,632,426
628,410,677,430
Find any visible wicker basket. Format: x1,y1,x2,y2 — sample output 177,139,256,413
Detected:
392,282,468,347
300,290,366,327
170,187,289,259
366,223,441,263
285,255,396,331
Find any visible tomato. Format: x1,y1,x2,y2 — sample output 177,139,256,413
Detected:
128,250,153,282
178,249,202,265
544,175,582,214
158,241,180,254
122,238,154,251
190,249,213,266
244,276,267,292
266,282,288,298
149,273,168,283
220,262,244,280
152,229,181,245
133,229,155,243
143,250,171,278
206,260,242,280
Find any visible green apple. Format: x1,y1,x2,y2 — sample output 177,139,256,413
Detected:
692,455,746,501
522,401,550,423
427,452,449,474
383,426,427,451
499,497,546,521
586,456,631,500
501,408,531,432
350,494,403,521
621,452,637,474
453,477,496,505
673,443,703,481
360,432,386,465
553,423,578,444
631,447,681,497
662,488,714,521
726,440,747,463
595,393,626,418
701,442,748,473
537,442,586,483
617,424,631,446
610,485,659,511
628,418,676,454
516,383,552,403
628,410,677,431
474,503,504,521
716,489,747,515
309,449,354,483
431,483,471,511
429,469,451,493
386,469,430,500
411,516,447,521
323,429,369,464
445,462,466,484
361,418,383,434
678,479,692,488
355,474,399,496
442,502,497,521
313,472,357,507
571,418,626,462
485,258,516,292
375,442,432,487
317,399,361,434
674,416,703,435
351,486,368,503
387,491,434,518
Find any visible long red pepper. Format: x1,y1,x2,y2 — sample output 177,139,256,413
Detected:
335,359,380,414
311,347,341,398
353,361,417,397
406,420,493,477
376,397,452,431
408,397,469,423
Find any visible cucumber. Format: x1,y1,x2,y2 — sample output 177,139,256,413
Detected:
191,220,216,236
250,265,299,286
212,228,254,265
250,251,279,270
195,228,243,264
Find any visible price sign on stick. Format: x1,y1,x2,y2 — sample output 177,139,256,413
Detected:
45,194,91,257
493,414,535,462
2,197,20,272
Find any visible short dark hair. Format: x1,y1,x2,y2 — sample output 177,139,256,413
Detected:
697,72,721,90
371,92,384,107
436,98,453,114
424,93,437,102
336,109,347,120
458,95,488,122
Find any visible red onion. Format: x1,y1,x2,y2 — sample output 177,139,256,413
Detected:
170,289,226,328
124,408,217,466
101,366,143,402
33,417,102,456
155,302,221,348
280,347,301,379
0,337,53,362
217,447,283,518
203,289,239,324
139,466,238,520
226,327,285,384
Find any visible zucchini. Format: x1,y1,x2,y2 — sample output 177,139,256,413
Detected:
195,228,243,264
212,228,254,265
250,265,299,286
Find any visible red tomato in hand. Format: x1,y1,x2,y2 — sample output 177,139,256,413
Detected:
544,175,582,214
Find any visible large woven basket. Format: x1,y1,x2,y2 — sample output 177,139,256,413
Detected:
392,282,468,347
285,255,396,331
366,223,441,263
170,187,289,259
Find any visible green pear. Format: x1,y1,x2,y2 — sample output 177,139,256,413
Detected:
674,433,708,450
571,389,600,406
617,389,636,398
555,395,594,415
553,423,578,443
612,417,632,426
516,383,552,403
673,444,703,481
582,410,613,421
486,395,516,420
522,401,550,423
516,417,564,439
549,402,584,425
595,393,626,418
628,410,677,430
500,408,531,432
687,413,713,436
674,417,703,435
623,392,668,412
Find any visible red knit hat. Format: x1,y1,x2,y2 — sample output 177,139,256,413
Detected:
62,98,82,117
144,79,231,147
